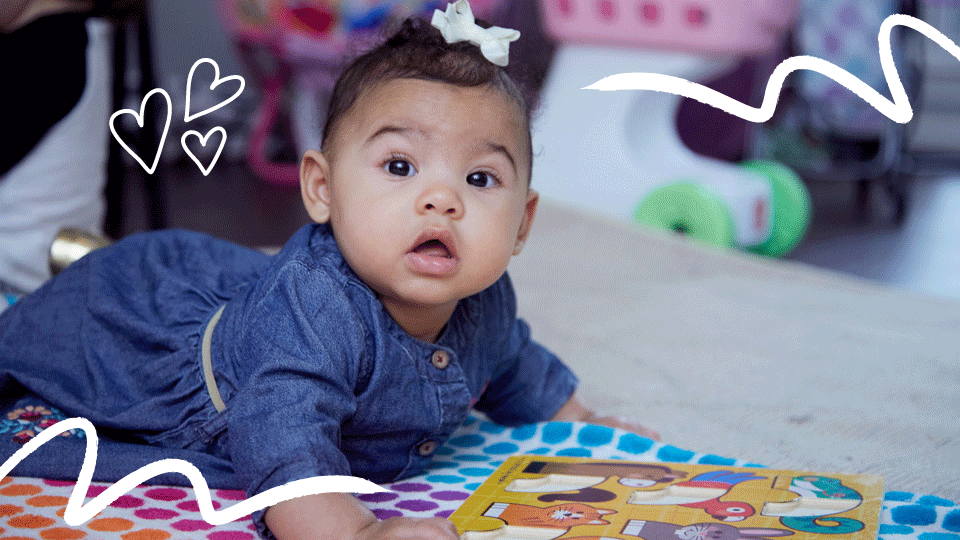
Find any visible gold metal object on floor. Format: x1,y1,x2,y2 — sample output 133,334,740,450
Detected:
49,228,112,275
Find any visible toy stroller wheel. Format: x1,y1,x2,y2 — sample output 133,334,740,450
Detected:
634,182,736,248
742,160,811,257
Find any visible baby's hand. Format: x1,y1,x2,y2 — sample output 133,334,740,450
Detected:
587,414,661,441
356,516,459,540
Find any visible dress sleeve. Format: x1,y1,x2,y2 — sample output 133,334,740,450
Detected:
224,261,365,538
473,273,579,426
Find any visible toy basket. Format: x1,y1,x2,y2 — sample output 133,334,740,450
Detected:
539,0,799,54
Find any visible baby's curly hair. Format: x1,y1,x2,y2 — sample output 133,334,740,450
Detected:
321,16,533,172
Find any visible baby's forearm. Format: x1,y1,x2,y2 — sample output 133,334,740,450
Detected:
264,492,375,540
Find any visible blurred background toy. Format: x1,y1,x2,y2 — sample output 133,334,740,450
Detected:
531,0,810,256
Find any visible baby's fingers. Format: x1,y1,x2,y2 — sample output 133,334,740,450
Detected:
360,516,459,540
593,415,661,441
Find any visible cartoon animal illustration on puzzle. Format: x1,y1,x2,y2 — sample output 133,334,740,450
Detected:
450,457,883,540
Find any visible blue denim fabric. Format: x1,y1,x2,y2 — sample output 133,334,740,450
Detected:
0,223,578,539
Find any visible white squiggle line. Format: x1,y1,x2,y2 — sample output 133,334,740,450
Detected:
0,417,388,526
584,14,960,125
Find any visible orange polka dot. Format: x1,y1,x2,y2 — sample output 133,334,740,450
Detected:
87,518,134,532
121,529,172,540
7,514,56,528
0,505,23,517
0,477,12,485
56,508,67,518
0,536,41,540
0,485,43,497
40,528,87,540
26,495,69,508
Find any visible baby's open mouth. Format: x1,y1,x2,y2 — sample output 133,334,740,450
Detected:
413,239,453,259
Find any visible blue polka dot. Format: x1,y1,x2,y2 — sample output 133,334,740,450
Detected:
744,463,766,468
891,505,937,526
698,454,736,466
657,445,696,463
918,495,957,507
456,454,491,462
463,416,479,425
459,467,496,477
426,474,467,484
918,533,960,540
542,422,572,444
511,424,537,441
448,434,485,448
616,433,654,455
490,460,504,467
879,524,915,535
886,492,915,502
944,509,960,532
427,461,458,470
556,447,592,457
484,442,520,454
436,446,455,456
479,422,506,434
577,424,614,447
465,482,482,490
527,447,550,455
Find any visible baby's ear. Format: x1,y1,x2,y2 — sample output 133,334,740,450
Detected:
300,149,332,223
513,189,539,255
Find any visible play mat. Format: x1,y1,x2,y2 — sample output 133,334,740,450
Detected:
1,406,958,540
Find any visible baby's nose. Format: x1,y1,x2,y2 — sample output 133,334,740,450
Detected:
418,185,463,218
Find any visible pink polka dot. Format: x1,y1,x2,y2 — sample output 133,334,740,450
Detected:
145,487,188,502
135,507,181,520
177,499,222,512
247,523,257,531
86,485,108,497
172,519,215,532
216,489,246,500
207,531,255,540
110,495,145,508
44,479,76,487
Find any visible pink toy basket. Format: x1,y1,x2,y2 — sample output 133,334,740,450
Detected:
540,0,800,54
216,0,504,185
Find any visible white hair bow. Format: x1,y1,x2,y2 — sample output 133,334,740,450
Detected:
430,0,520,67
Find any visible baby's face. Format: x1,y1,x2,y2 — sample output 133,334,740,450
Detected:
302,78,536,325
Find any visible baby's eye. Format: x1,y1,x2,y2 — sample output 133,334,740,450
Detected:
385,159,416,177
466,171,498,188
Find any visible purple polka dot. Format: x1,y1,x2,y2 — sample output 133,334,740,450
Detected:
44,479,76,487
430,490,469,501
357,492,399,503
372,508,403,520
86,485,108,497
216,489,246,500
172,519,216,532
178,499,222,512
145,487,189,501
135,508,181,520
110,495,145,508
395,499,439,512
434,509,455,519
207,532,255,540
391,482,431,492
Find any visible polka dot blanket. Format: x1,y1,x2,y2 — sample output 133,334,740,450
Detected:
1,415,958,540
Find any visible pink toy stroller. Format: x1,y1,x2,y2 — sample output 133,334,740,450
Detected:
215,0,503,185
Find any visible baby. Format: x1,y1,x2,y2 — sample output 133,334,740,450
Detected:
0,2,657,539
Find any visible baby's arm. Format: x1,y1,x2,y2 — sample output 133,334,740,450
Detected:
264,493,458,540
551,391,662,441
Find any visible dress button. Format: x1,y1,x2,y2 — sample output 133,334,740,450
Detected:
418,440,438,456
431,350,450,369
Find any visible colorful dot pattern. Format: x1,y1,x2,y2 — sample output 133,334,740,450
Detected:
2,416,957,539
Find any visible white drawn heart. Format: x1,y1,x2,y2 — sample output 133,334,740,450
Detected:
109,88,172,175
184,58,246,122
181,127,227,176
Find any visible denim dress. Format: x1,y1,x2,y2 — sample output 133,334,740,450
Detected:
0,223,578,538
